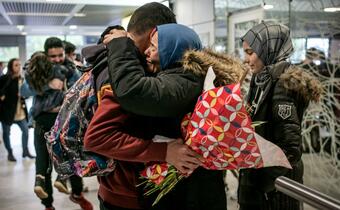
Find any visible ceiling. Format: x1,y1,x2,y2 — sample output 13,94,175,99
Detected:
0,0,164,36
214,0,340,38
0,0,339,37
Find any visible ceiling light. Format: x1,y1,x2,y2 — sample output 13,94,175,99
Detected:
21,32,27,35
69,25,77,30
263,3,274,10
17,25,24,31
324,7,340,12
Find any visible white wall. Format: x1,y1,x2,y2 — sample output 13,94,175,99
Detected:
174,0,215,47
227,7,264,53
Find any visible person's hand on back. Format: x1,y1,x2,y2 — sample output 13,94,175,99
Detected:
103,29,127,45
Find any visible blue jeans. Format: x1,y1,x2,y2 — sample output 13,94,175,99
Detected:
1,119,29,154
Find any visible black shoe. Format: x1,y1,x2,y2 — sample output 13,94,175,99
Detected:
8,153,17,162
23,149,35,159
34,175,48,199
54,175,69,194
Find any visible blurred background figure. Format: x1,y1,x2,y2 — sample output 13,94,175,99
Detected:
63,40,84,67
0,58,35,162
0,61,4,76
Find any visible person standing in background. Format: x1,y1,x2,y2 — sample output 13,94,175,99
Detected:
238,21,322,210
0,58,35,162
0,61,4,76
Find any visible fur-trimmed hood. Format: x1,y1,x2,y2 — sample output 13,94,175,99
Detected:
182,49,247,87
279,65,322,103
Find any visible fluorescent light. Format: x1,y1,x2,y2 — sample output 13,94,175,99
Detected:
74,13,86,17
21,32,27,35
69,25,77,30
324,7,340,12
8,12,86,17
263,4,274,10
17,25,24,31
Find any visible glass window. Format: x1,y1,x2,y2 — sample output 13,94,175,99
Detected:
307,38,329,58
0,46,19,62
0,47,19,74
291,38,306,64
26,35,64,59
64,35,84,51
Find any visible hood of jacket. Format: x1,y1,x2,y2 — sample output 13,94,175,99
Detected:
279,65,322,103
182,49,246,86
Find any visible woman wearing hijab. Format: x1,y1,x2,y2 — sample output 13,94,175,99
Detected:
85,23,245,210
238,21,322,210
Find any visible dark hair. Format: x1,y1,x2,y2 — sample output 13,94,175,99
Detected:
127,2,176,34
7,58,19,77
27,52,53,94
63,41,76,54
98,25,126,44
44,37,64,53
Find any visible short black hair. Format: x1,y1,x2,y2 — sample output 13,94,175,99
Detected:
97,25,125,44
44,37,64,53
127,2,176,34
63,41,76,54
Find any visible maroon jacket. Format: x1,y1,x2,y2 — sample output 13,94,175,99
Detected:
84,87,170,209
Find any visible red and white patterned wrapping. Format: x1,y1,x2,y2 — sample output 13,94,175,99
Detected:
141,83,291,184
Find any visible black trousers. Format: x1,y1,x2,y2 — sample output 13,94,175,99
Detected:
34,112,83,207
99,196,141,210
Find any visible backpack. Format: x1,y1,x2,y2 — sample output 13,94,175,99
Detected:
45,61,116,179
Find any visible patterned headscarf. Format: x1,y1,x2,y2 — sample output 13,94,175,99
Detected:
242,21,294,90
241,21,293,66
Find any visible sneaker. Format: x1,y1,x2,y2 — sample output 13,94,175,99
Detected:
69,193,93,210
54,175,69,194
34,175,48,199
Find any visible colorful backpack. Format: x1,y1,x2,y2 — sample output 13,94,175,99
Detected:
45,66,116,178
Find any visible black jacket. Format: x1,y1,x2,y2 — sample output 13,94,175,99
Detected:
106,37,244,210
0,75,28,124
238,61,322,206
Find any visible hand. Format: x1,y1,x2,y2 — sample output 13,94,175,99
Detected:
0,95,5,101
48,78,63,90
103,29,127,45
166,139,203,174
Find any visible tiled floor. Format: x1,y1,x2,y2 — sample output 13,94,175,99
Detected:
0,123,338,210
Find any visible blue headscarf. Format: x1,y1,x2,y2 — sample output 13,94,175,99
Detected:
157,23,202,70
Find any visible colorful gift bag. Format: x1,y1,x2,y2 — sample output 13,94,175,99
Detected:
140,68,291,205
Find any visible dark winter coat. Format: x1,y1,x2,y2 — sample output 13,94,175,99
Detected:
105,37,245,210
238,61,322,208
0,75,28,124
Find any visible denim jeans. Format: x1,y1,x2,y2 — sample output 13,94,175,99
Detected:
1,119,29,154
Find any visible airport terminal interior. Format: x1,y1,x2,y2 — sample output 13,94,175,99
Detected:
0,0,339,210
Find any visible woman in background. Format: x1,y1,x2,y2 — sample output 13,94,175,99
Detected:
0,58,34,162
238,21,322,210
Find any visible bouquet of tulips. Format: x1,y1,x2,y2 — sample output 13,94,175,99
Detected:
140,69,291,205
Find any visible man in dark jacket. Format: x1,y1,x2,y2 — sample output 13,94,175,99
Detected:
84,3,225,210
31,37,92,210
